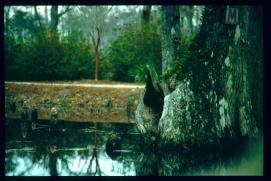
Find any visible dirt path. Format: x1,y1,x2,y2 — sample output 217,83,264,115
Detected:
5,81,145,89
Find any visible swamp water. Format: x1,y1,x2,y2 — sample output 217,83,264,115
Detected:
5,119,263,176
5,120,140,176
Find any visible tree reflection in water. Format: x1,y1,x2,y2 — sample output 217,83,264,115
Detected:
87,122,101,176
6,119,140,176
8,119,260,176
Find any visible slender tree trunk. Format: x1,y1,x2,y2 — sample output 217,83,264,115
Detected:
142,6,152,27
91,27,101,81
4,7,11,37
50,6,71,33
45,6,49,27
94,47,100,81
34,6,43,29
50,6,59,32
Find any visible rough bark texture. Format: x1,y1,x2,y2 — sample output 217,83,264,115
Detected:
158,5,262,145
161,6,181,92
186,6,194,35
136,5,263,169
135,66,164,139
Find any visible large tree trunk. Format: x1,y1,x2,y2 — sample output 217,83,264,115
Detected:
136,5,263,174
135,5,181,145
158,4,263,162
160,6,181,93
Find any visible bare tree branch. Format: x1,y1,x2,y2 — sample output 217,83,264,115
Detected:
96,27,101,47
106,6,113,15
58,6,71,17
90,33,96,48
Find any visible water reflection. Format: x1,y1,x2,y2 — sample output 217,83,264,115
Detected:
5,119,263,176
5,120,139,176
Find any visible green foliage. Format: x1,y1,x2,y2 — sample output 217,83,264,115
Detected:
5,29,95,81
128,64,148,82
6,9,40,42
160,34,194,80
107,26,162,82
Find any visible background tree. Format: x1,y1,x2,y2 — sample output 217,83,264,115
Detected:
50,6,71,32
107,6,162,82
77,6,113,80
4,6,94,81
141,5,152,27
160,5,181,93
4,5,203,83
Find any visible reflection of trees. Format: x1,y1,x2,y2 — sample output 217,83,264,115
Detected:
49,152,58,176
5,150,45,176
87,147,101,175
5,151,30,175
28,122,100,176
20,126,71,176
5,152,16,174
6,120,141,176
87,122,101,176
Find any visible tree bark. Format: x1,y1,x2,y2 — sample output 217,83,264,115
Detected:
45,6,49,27
50,6,59,31
50,6,71,32
159,5,263,152
94,47,100,81
4,7,11,37
91,27,101,80
160,6,181,93
34,6,43,29
136,6,263,174
186,6,194,35
142,6,152,27
135,65,164,139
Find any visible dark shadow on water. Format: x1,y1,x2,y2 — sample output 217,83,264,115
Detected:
5,119,140,176
5,119,263,176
